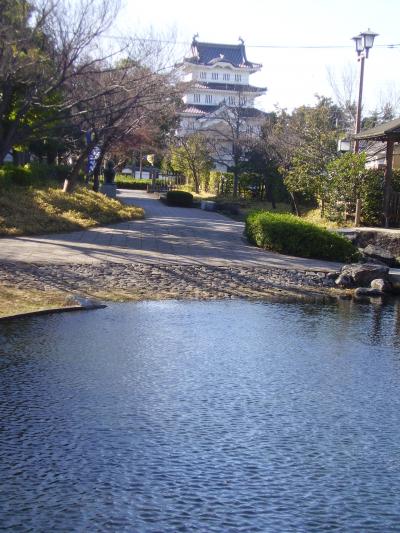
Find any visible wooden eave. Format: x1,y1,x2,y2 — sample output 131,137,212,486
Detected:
354,117,400,142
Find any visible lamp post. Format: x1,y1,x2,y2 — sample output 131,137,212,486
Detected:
352,29,378,225
352,29,378,152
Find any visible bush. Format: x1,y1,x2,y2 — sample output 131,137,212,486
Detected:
0,185,144,236
209,171,234,195
114,175,153,190
0,163,71,188
166,190,193,207
0,165,32,187
245,211,359,262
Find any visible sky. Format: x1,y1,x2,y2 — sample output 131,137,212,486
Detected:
115,0,400,114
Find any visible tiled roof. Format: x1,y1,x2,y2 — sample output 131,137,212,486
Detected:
181,105,219,116
185,40,261,69
354,117,400,140
194,82,266,93
181,104,267,119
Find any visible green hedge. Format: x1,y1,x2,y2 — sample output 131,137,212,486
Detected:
166,190,193,207
114,175,153,190
245,211,359,262
0,163,71,188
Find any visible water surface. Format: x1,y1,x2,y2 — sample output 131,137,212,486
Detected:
1,299,400,532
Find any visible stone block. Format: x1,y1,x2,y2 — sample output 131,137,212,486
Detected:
100,183,117,198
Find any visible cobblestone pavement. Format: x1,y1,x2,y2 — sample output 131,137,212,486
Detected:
0,261,340,302
0,190,344,302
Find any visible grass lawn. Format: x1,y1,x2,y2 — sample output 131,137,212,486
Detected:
0,184,144,236
0,286,74,318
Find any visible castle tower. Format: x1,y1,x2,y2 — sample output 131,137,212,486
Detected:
177,36,267,169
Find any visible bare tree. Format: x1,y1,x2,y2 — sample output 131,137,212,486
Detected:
326,63,357,132
0,0,121,162
61,53,182,191
200,93,264,197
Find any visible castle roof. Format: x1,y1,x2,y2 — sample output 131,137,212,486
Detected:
184,38,262,70
182,104,267,119
193,82,266,93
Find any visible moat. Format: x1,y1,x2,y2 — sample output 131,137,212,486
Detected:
1,299,400,532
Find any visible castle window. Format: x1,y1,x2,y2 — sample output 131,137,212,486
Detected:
212,72,219,80
223,73,230,81
205,94,213,104
235,74,242,82
194,94,201,103
200,71,207,79
228,96,236,105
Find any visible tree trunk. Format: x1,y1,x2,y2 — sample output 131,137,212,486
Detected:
63,150,89,192
93,149,107,192
233,168,239,198
320,197,325,218
290,192,300,216
265,177,276,208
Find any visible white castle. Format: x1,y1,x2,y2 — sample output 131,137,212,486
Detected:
177,36,267,169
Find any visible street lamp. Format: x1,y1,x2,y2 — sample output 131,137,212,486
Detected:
352,28,378,225
352,29,378,153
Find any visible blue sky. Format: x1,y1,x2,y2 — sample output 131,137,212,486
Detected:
116,0,400,114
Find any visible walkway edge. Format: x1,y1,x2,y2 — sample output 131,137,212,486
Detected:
0,303,107,321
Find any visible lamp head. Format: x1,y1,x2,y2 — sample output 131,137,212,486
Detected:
352,34,363,56
361,29,378,57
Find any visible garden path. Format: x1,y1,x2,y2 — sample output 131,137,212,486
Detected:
0,190,344,271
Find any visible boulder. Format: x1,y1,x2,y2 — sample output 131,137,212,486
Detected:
339,263,389,287
362,244,397,267
326,271,341,280
335,274,354,288
370,278,392,293
355,287,384,298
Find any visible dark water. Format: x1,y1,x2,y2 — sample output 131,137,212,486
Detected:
1,299,400,532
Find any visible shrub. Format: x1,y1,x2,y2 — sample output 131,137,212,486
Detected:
0,185,144,236
114,175,153,190
0,163,72,188
166,190,193,207
245,211,359,262
209,171,234,195
0,164,32,187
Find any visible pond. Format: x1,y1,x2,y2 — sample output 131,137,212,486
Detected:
1,298,400,532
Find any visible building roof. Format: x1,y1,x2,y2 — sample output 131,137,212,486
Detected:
184,38,262,70
181,104,267,119
182,105,219,116
354,117,400,141
193,82,267,93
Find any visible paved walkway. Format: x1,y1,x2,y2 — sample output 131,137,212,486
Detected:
0,190,343,272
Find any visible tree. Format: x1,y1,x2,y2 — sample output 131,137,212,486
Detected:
326,152,367,221
271,98,340,216
170,134,212,193
198,92,264,197
0,0,120,163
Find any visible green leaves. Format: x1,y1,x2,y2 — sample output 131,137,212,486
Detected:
245,210,359,262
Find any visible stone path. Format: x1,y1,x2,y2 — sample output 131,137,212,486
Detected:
0,190,343,271
0,190,345,304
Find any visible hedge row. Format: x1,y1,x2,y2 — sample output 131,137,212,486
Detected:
114,176,153,190
166,190,193,207
0,163,71,188
245,211,359,262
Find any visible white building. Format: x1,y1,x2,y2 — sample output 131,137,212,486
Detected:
177,36,267,169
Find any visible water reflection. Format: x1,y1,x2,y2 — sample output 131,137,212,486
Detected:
1,298,400,532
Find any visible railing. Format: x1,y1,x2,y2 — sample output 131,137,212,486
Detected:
146,174,186,194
